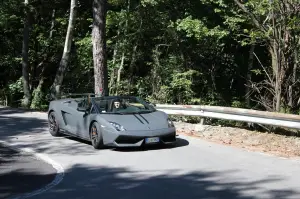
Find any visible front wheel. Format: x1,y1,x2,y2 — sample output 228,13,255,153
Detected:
90,122,104,149
48,111,60,136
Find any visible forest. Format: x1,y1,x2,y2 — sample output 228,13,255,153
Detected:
1,0,300,127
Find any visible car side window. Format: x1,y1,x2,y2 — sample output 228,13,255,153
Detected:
78,98,90,108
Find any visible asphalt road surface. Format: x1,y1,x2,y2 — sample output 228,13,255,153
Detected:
1,107,300,199
0,142,56,199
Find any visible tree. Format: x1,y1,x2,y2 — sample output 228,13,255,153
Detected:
233,0,300,112
50,0,78,99
21,0,31,107
92,0,108,96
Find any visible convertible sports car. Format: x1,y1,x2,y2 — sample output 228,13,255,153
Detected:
47,94,177,149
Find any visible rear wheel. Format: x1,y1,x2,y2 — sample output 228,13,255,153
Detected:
90,122,104,149
48,111,60,136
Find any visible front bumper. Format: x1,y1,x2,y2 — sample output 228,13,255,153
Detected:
105,127,176,147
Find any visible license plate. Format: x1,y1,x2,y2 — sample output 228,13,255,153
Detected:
145,137,160,144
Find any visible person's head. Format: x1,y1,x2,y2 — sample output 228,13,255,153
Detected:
113,99,121,109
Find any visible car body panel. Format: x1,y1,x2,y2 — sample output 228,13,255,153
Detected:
97,110,169,131
47,95,176,147
48,98,92,140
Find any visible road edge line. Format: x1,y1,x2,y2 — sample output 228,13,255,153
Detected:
0,141,65,199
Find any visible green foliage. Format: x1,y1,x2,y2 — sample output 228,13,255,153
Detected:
8,77,23,95
135,77,154,99
75,35,93,70
231,97,246,108
152,85,172,104
140,0,160,7
1,0,300,129
169,115,202,124
175,16,229,41
1,77,24,106
169,70,200,104
30,87,48,110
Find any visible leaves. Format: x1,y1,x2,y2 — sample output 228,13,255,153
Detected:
0,0,300,117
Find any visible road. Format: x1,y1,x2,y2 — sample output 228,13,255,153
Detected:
0,142,57,199
1,107,300,199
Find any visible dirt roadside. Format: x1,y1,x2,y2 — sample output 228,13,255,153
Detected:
174,122,300,158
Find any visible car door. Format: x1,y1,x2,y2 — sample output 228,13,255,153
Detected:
74,100,92,139
60,99,79,135
60,99,90,138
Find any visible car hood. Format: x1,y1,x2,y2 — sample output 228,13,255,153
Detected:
99,111,169,131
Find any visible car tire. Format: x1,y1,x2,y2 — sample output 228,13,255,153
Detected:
48,111,60,136
90,122,104,149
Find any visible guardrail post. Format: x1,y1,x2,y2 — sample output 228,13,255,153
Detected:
200,118,205,125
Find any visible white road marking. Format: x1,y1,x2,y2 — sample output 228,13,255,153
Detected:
0,140,65,199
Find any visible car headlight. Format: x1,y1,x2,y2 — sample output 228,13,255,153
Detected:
167,118,174,128
109,122,126,131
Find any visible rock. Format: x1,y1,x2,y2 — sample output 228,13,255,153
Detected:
194,124,207,132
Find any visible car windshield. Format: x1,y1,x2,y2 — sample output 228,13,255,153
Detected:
92,96,156,114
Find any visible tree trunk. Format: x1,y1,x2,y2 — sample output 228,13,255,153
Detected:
109,43,118,94
128,44,138,94
30,78,44,109
288,48,298,108
31,9,56,107
92,0,108,96
51,0,77,99
152,46,160,96
22,0,31,107
115,0,130,95
210,63,217,92
245,44,255,107
49,9,56,39
115,52,125,95
116,52,125,84
269,44,281,112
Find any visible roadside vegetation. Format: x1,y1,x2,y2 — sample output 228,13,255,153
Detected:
1,0,300,134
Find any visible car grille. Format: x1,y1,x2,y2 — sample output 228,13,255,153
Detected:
115,132,176,144
115,136,144,144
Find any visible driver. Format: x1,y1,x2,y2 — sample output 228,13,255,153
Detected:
114,100,121,109
112,99,123,112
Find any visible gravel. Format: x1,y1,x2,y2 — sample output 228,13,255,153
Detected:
174,122,300,158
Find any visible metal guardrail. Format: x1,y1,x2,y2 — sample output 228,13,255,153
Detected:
47,92,300,130
155,104,300,130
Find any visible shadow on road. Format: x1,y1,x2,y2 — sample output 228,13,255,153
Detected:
0,144,56,199
112,137,189,152
42,135,189,153
0,115,48,137
0,107,46,115
22,164,299,199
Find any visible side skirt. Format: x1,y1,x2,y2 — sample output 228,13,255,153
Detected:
59,129,91,142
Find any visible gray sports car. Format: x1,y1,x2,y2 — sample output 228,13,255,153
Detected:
47,95,177,149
